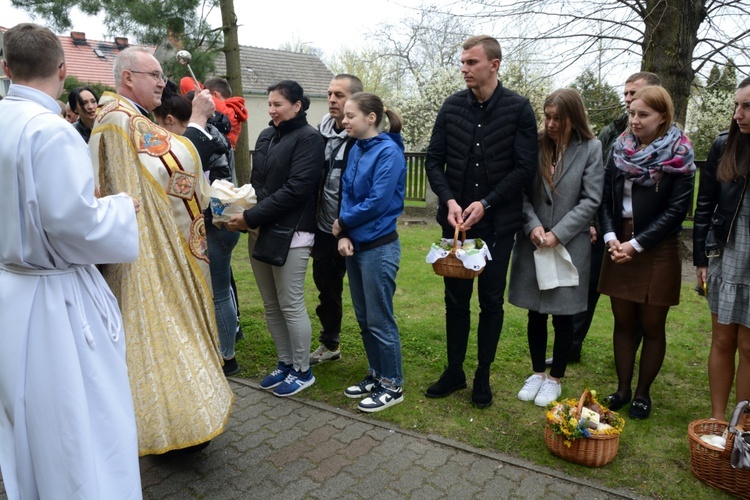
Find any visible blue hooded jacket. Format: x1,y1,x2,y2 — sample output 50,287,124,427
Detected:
338,132,406,251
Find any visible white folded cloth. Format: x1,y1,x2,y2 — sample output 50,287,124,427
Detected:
533,244,579,290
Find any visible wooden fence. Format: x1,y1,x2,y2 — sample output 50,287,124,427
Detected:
245,152,705,215
405,152,428,201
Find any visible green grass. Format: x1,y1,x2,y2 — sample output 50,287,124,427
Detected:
230,222,731,499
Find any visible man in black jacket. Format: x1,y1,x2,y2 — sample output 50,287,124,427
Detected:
424,35,538,409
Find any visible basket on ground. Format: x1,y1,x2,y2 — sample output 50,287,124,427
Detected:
431,225,484,280
544,390,622,467
688,401,750,498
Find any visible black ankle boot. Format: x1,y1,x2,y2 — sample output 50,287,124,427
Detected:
425,368,467,398
471,368,492,409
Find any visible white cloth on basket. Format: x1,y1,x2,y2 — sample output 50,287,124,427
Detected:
426,238,492,271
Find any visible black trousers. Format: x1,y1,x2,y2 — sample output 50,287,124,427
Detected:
528,311,574,378
443,231,514,372
569,236,605,353
311,230,347,349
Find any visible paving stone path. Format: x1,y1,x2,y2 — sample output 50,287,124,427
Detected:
1,379,644,499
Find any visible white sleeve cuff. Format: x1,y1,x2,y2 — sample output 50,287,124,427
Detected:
629,238,644,253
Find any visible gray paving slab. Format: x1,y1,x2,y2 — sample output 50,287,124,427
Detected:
0,378,645,499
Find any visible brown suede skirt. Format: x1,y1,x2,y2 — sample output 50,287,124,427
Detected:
598,219,682,306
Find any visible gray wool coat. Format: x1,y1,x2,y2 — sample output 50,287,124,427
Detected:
508,135,604,315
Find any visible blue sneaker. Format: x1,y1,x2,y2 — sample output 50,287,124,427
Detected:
259,362,292,390
273,368,315,397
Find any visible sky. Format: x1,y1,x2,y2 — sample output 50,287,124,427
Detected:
0,0,421,58
0,0,637,88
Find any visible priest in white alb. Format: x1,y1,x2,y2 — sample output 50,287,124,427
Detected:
0,23,142,499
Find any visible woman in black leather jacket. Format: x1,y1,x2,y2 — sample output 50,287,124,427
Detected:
693,77,750,421
598,86,696,419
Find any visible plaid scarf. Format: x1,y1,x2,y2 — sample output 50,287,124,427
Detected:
613,124,696,187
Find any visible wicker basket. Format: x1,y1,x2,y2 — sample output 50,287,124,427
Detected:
688,401,750,498
432,225,484,280
545,390,620,467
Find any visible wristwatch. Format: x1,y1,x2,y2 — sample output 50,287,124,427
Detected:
480,199,491,211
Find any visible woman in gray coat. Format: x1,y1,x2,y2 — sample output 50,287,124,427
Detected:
509,88,604,407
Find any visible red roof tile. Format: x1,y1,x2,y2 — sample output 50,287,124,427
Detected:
0,26,151,88
60,33,153,87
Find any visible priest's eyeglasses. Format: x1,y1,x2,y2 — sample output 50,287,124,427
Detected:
129,70,167,83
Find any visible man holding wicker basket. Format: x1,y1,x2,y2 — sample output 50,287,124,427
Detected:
424,34,538,409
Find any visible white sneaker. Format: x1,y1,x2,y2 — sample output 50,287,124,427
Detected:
310,345,341,365
518,374,545,401
534,379,562,407
358,386,403,413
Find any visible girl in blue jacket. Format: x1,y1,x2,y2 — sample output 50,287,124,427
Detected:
332,92,406,412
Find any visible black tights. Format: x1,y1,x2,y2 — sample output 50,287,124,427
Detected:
610,297,669,401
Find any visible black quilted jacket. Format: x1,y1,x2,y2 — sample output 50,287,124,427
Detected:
425,84,538,238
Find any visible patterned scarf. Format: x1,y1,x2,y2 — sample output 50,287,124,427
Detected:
612,124,696,186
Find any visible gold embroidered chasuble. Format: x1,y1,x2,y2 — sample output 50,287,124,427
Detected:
90,92,233,455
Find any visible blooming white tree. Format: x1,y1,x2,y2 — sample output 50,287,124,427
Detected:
686,63,737,160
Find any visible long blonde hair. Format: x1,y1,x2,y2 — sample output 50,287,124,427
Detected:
538,88,594,188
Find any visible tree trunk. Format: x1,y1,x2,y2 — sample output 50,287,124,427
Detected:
641,0,706,126
218,0,251,185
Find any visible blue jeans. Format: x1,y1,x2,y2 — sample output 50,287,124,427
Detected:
207,223,240,358
346,239,403,387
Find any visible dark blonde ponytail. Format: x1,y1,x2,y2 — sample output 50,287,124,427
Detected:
348,92,403,133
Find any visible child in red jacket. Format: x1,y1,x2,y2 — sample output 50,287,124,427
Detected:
180,77,248,148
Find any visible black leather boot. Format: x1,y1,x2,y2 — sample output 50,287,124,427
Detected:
425,368,467,398
471,367,492,409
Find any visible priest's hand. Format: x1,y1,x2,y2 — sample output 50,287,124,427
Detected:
189,90,215,129
131,196,141,214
